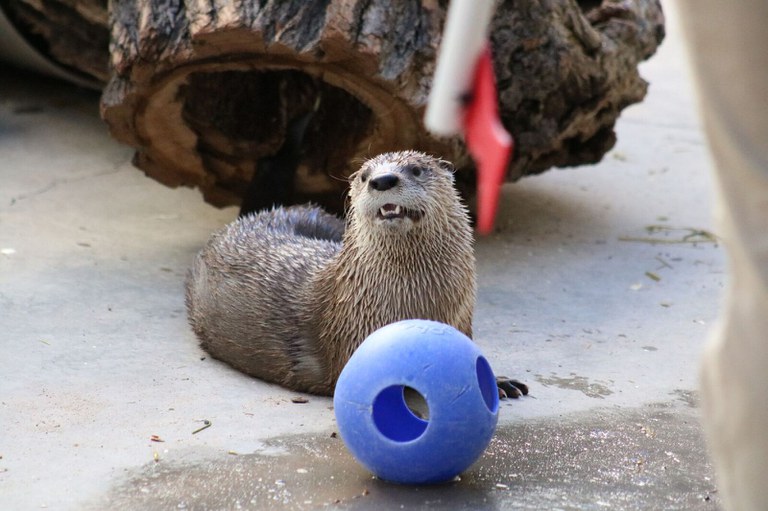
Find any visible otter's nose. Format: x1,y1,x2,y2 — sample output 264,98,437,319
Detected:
368,174,399,192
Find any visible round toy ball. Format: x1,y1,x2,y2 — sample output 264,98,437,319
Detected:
333,319,499,485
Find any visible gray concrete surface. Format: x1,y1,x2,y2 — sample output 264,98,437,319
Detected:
1,3,724,510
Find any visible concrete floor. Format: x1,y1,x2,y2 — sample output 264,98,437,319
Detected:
1,3,725,510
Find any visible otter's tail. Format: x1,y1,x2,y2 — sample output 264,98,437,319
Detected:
184,253,209,341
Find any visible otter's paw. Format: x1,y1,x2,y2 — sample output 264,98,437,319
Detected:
497,376,529,399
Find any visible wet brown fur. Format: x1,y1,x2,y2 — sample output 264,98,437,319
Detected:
185,151,476,395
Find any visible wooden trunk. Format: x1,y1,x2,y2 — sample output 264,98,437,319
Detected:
7,0,665,214
2,0,110,83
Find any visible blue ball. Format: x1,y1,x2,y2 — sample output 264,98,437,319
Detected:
333,319,499,484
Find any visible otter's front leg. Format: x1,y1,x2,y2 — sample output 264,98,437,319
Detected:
497,376,529,399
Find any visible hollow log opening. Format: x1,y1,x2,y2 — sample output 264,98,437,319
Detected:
179,69,374,212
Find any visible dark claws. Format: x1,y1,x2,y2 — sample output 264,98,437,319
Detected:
497,376,529,399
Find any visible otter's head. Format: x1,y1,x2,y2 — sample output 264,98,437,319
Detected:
348,151,465,235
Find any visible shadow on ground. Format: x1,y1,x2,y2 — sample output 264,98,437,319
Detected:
93,400,719,510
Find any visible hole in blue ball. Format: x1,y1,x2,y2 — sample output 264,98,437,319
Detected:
372,385,429,442
476,356,499,413
403,386,430,420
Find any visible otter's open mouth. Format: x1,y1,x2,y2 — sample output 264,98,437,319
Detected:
376,204,423,222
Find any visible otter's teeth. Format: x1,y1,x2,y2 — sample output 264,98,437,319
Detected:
379,205,402,217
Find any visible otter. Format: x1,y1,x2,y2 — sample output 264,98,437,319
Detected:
186,150,526,397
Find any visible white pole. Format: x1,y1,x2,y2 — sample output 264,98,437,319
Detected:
424,0,497,136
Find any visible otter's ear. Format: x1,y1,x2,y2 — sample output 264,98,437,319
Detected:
437,159,456,174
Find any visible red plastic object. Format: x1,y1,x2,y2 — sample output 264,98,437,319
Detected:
461,45,514,235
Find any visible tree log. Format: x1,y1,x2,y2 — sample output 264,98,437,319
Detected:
100,0,664,213
1,0,110,83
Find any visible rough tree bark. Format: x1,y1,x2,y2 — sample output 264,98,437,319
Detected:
6,0,665,214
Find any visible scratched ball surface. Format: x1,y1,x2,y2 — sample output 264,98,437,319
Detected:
333,319,499,484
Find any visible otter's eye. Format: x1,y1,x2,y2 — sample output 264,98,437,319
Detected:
406,165,423,177
360,172,369,183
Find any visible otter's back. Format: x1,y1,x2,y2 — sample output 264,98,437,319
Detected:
185,205,343,390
